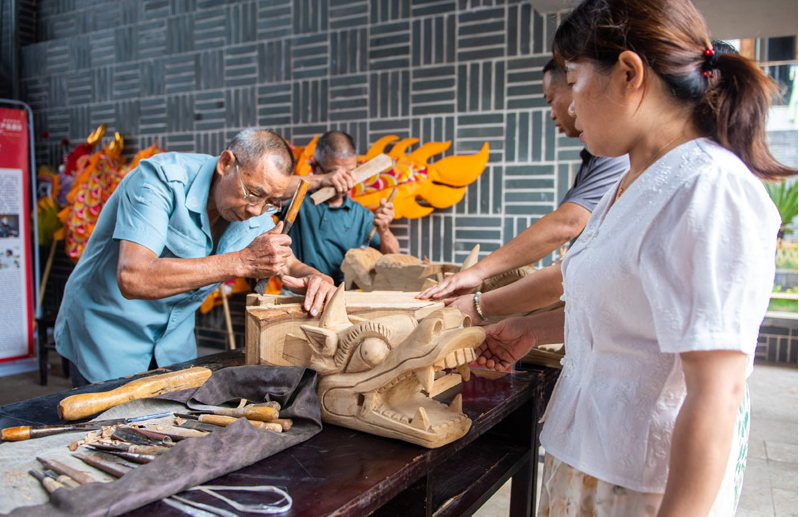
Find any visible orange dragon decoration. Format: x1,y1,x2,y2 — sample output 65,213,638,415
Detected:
290,135,490,219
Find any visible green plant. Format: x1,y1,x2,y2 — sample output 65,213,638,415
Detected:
764,179,799,240
768,285,799,313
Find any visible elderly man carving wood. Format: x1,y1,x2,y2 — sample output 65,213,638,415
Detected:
56,128,336,386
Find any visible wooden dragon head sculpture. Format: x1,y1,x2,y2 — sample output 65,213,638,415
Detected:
297,286,485,448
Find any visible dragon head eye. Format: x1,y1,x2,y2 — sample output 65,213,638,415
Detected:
345,337,390,373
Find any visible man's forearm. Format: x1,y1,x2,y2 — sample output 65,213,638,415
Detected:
471,202,590,280
118,249,244,300
480,263,563,318
378,228,400,254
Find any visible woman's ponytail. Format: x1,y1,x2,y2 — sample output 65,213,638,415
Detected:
698,52,796,181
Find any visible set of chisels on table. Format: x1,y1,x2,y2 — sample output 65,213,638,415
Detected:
2,366,293,511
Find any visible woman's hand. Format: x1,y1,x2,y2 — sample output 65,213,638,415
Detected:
417,268,484,300
475,317,538,371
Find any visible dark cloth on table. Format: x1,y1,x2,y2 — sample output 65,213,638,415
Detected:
5,365,322,517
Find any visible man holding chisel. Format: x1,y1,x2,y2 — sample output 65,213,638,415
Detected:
56,128,336,387
281,131,400,285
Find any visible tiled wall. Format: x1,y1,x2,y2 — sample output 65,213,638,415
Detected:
18,0,582,267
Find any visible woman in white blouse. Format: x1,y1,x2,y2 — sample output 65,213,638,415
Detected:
474,0,796,516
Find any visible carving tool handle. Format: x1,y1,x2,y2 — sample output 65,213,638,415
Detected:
57,367,212,421
281,179,310,235
217,406,278,421
310,154,394,205
37,457,97,485
2,425,78,441
362,187,399,248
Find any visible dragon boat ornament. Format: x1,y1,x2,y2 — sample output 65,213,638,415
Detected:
290,135,490,219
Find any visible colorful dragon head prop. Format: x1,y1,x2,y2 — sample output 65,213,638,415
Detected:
291,136,489,219
56,133,163,262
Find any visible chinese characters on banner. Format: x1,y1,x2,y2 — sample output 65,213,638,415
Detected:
0,107,34,363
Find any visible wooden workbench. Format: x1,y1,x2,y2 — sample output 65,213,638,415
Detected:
0,351,559,517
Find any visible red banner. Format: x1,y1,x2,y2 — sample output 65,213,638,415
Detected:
0,107,34,363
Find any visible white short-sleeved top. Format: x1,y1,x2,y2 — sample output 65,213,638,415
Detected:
540,138,780,493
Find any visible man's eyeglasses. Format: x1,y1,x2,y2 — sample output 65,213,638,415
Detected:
234,157,282,214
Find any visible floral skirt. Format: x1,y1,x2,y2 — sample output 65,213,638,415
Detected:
538,384,750,517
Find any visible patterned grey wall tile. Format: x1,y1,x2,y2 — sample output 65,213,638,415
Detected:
412,15,455,67
257,0,293,40
369,21,410,70
139,21,168,61
172,0,198,15
411,0,456,18
330,75,368,121
49,75,67,108
329,0,368,30
140,97,168,135
371,0,410,24
371,70,411,118
68,105,91,141
194,91,226,131
293,0,328,34
139,60,165,97
194,9,225,51
292,79,329,123
226,87,257,128
46,40,70,75
195,130,227,155
256,40,289,84
115,100,140,135
90,103,115,133
21,78,49,111
506,2,531,57
88,30,115,68
257,83,293,126
532,8,543,54
20,44,45,79
369,119,410,142
66,72,92,106
197,50,225,90
165,55,196,94
114,26,138,63
44,108,70,140
557,162,571,204
410,116,455,152
227,2,258,45
224,44,258,88
168,94,196,132
165,132,196,152
330,28,368,75
141,0,171,20
291,34,329,79
119,1,140,25
68,35,90,71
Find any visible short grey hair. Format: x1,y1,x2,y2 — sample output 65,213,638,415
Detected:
227,128,295,176
315,131,356,165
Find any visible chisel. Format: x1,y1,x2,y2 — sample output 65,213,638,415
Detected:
36,457,98,485
254,179,310,295
73,453,133,478
29,469,65,494
360,187,398,249
175,413,283,432
184,406,278,422
1,411,172,442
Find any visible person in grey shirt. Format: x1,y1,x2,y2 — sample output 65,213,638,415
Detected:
419,59,628,320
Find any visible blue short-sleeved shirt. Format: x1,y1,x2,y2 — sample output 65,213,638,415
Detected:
286,195,380,285
55,152,276,383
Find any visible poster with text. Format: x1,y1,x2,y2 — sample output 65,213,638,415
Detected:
0,106,34,362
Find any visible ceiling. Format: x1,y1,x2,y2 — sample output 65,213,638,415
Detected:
530,0,798,40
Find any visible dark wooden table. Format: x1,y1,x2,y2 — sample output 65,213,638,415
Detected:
0,351,559,517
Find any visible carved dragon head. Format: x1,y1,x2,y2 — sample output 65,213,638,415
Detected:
300,285,485,448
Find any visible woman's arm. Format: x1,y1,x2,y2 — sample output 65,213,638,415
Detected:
657,350,748,517
475,307,565,371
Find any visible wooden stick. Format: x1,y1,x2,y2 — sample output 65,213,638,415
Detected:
218,284,236,350
58,367,212,420
361,187,399,248
310,154,393,205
